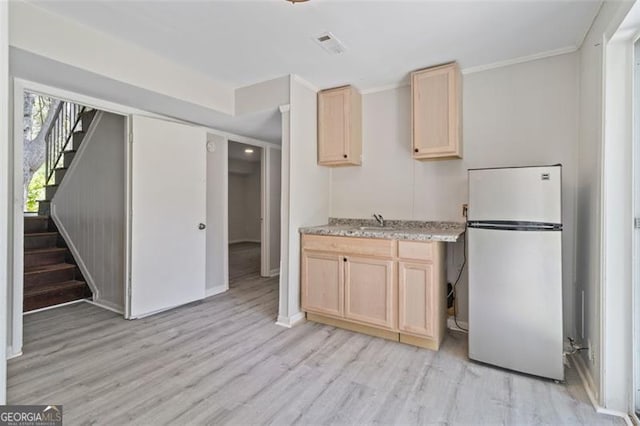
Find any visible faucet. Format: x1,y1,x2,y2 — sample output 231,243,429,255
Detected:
373,213,385,227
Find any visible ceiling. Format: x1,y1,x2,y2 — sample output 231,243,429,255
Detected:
229,141,262,163
31,0,601,91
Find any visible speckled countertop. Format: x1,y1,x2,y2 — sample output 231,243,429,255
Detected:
299,218,465,242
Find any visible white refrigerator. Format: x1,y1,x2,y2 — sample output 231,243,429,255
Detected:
467,165,564,381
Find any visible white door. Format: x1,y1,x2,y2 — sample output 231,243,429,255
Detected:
468,166,562,223
128,116,207,318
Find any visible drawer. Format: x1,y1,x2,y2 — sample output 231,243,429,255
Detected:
398,240,433,261
302,234,395,258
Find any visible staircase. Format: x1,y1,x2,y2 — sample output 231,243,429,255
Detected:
24,216,91,312
24,106,96,312
38,109,96,216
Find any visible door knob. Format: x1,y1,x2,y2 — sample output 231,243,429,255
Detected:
198,223,206,230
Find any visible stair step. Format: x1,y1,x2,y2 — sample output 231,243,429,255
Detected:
24,232,58,250
45,185,58,200
24,247,68,268
37,201,51,217
54,168,67,184
80,110,97,131
24,263,77,287
24,216,49,233
72,132,85,151
63,150,76,168
24,280,90,312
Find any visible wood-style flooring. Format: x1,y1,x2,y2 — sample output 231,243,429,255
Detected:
8,243,622,424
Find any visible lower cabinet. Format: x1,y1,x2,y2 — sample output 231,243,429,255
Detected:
301,251,343,317
344,256,396,329
398,262,435,338
301,234,447,350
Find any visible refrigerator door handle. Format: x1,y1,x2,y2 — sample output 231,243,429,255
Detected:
468,220,562,231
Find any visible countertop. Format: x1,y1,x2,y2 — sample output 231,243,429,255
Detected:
299,218,465,242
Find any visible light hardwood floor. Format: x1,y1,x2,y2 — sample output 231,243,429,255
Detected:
8,244,622,425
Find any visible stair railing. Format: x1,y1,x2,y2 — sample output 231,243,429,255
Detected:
44,101,86,186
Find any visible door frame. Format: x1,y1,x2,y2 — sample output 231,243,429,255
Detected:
10,78,285,357
227,140,282,279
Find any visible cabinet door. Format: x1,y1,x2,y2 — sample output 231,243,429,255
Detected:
301,251,344,317
318,87,350,164
398,262,435,337
412,63,461,159
344,256,396,329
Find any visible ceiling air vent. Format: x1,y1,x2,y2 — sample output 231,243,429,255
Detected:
314,32,346,55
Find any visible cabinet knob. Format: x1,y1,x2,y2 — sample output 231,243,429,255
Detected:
343,154,348,158
343,257,347,262
414,148,419,153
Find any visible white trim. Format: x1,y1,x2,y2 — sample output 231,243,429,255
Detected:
462,46,579,75
211,129,280,151
275,311,306,328
50,111,105,297
205,285,227,298
269,268,280,277
23,298,87,315
360,46,580,95
0,1,8,403
7,350,22,361
291,74,320,93
85,298,123,315
11,79,25,357
573,355,634,425
446,316,469,333
277,105,291,326
360,82,409,95
261,146,269,277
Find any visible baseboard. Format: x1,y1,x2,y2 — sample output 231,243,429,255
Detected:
275,311,306,328
205,285,227,298
23,298,87,315
229,239,261,245
86,298,124,315
447,316,469,333
571,354,633,425
7,349,22,360
269,268,280,277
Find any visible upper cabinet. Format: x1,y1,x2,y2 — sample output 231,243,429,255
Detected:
411,62,462,160
317,85,362,166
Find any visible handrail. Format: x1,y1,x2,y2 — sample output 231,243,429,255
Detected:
44,102,86,186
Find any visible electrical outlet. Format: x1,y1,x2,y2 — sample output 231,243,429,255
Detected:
462,204,468,218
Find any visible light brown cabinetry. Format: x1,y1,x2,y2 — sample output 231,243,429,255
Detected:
317,85,362,166
397,240,446,349
345,256,396,329
411,62,462,160
301,234,446,350
301,251,343,317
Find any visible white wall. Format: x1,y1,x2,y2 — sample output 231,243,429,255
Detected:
268,148,282,274
245,170,261,241
52,112,126,312
235,76,290,116
228,173,247,243
602,35,633,414
331,53,580,330
228,164,262,244
278,76,330,326
576,0,635,409
9,2,234,114
0,0,8,404
206,134,229,295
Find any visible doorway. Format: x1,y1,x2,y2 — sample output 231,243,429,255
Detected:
228,141,263,283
